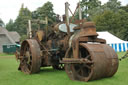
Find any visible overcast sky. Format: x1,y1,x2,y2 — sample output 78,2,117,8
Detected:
0,0,128,24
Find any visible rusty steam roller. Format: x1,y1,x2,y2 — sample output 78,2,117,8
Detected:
15,2,119,82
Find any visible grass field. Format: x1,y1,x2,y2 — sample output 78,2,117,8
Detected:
0,52,128,85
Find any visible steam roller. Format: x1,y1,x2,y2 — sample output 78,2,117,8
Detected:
16,21,119,82
15,2,119,82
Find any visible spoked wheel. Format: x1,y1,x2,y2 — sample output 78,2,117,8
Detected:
52,64,64,70
64,44,93,81
65,63,92,81
19,39,41,74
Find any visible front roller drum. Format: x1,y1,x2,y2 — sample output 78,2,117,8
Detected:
64,43,119,81
18,39,41,74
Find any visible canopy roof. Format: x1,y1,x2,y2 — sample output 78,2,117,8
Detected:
97,31,128,44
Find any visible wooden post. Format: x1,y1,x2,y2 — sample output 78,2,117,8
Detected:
45,16,48,39
78,1,82,20
65,2,70,36
28,20,32,38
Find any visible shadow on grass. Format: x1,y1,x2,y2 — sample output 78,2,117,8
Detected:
39,67,118,83
39,67,64,74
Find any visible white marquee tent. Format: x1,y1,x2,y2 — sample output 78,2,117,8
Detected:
97,31,128,52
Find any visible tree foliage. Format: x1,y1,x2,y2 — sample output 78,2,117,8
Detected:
14,4,32,35
0,18,4,27
80,0,101,19
82,0,121,20
120,5,128,12
6,19,14,31
32,1,56,25
93,9,128,40
6,2,56,37
105,0,121,12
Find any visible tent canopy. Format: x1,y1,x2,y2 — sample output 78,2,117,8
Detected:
97,31,128,44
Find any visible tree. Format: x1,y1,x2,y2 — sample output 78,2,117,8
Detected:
0,18,4,27
86,0,121,21
80,0,101,19
6,19,14,31
14,4,32,35
5,2,57,38
120,5,128,12
93,9,128,40
32,1,56,25
104,0,121,12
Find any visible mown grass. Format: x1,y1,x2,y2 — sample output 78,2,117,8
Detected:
0,53,14,57
0,52,128,85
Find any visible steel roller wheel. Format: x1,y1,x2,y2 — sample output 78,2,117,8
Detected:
19,39,41,74
64,44,93,81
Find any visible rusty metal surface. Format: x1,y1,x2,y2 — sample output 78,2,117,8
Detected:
18,39,41,74
16,20,119,82
80,22,98,37
61,58,93,64
15,2,119,82
64,43,119,81
36,30,45,41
